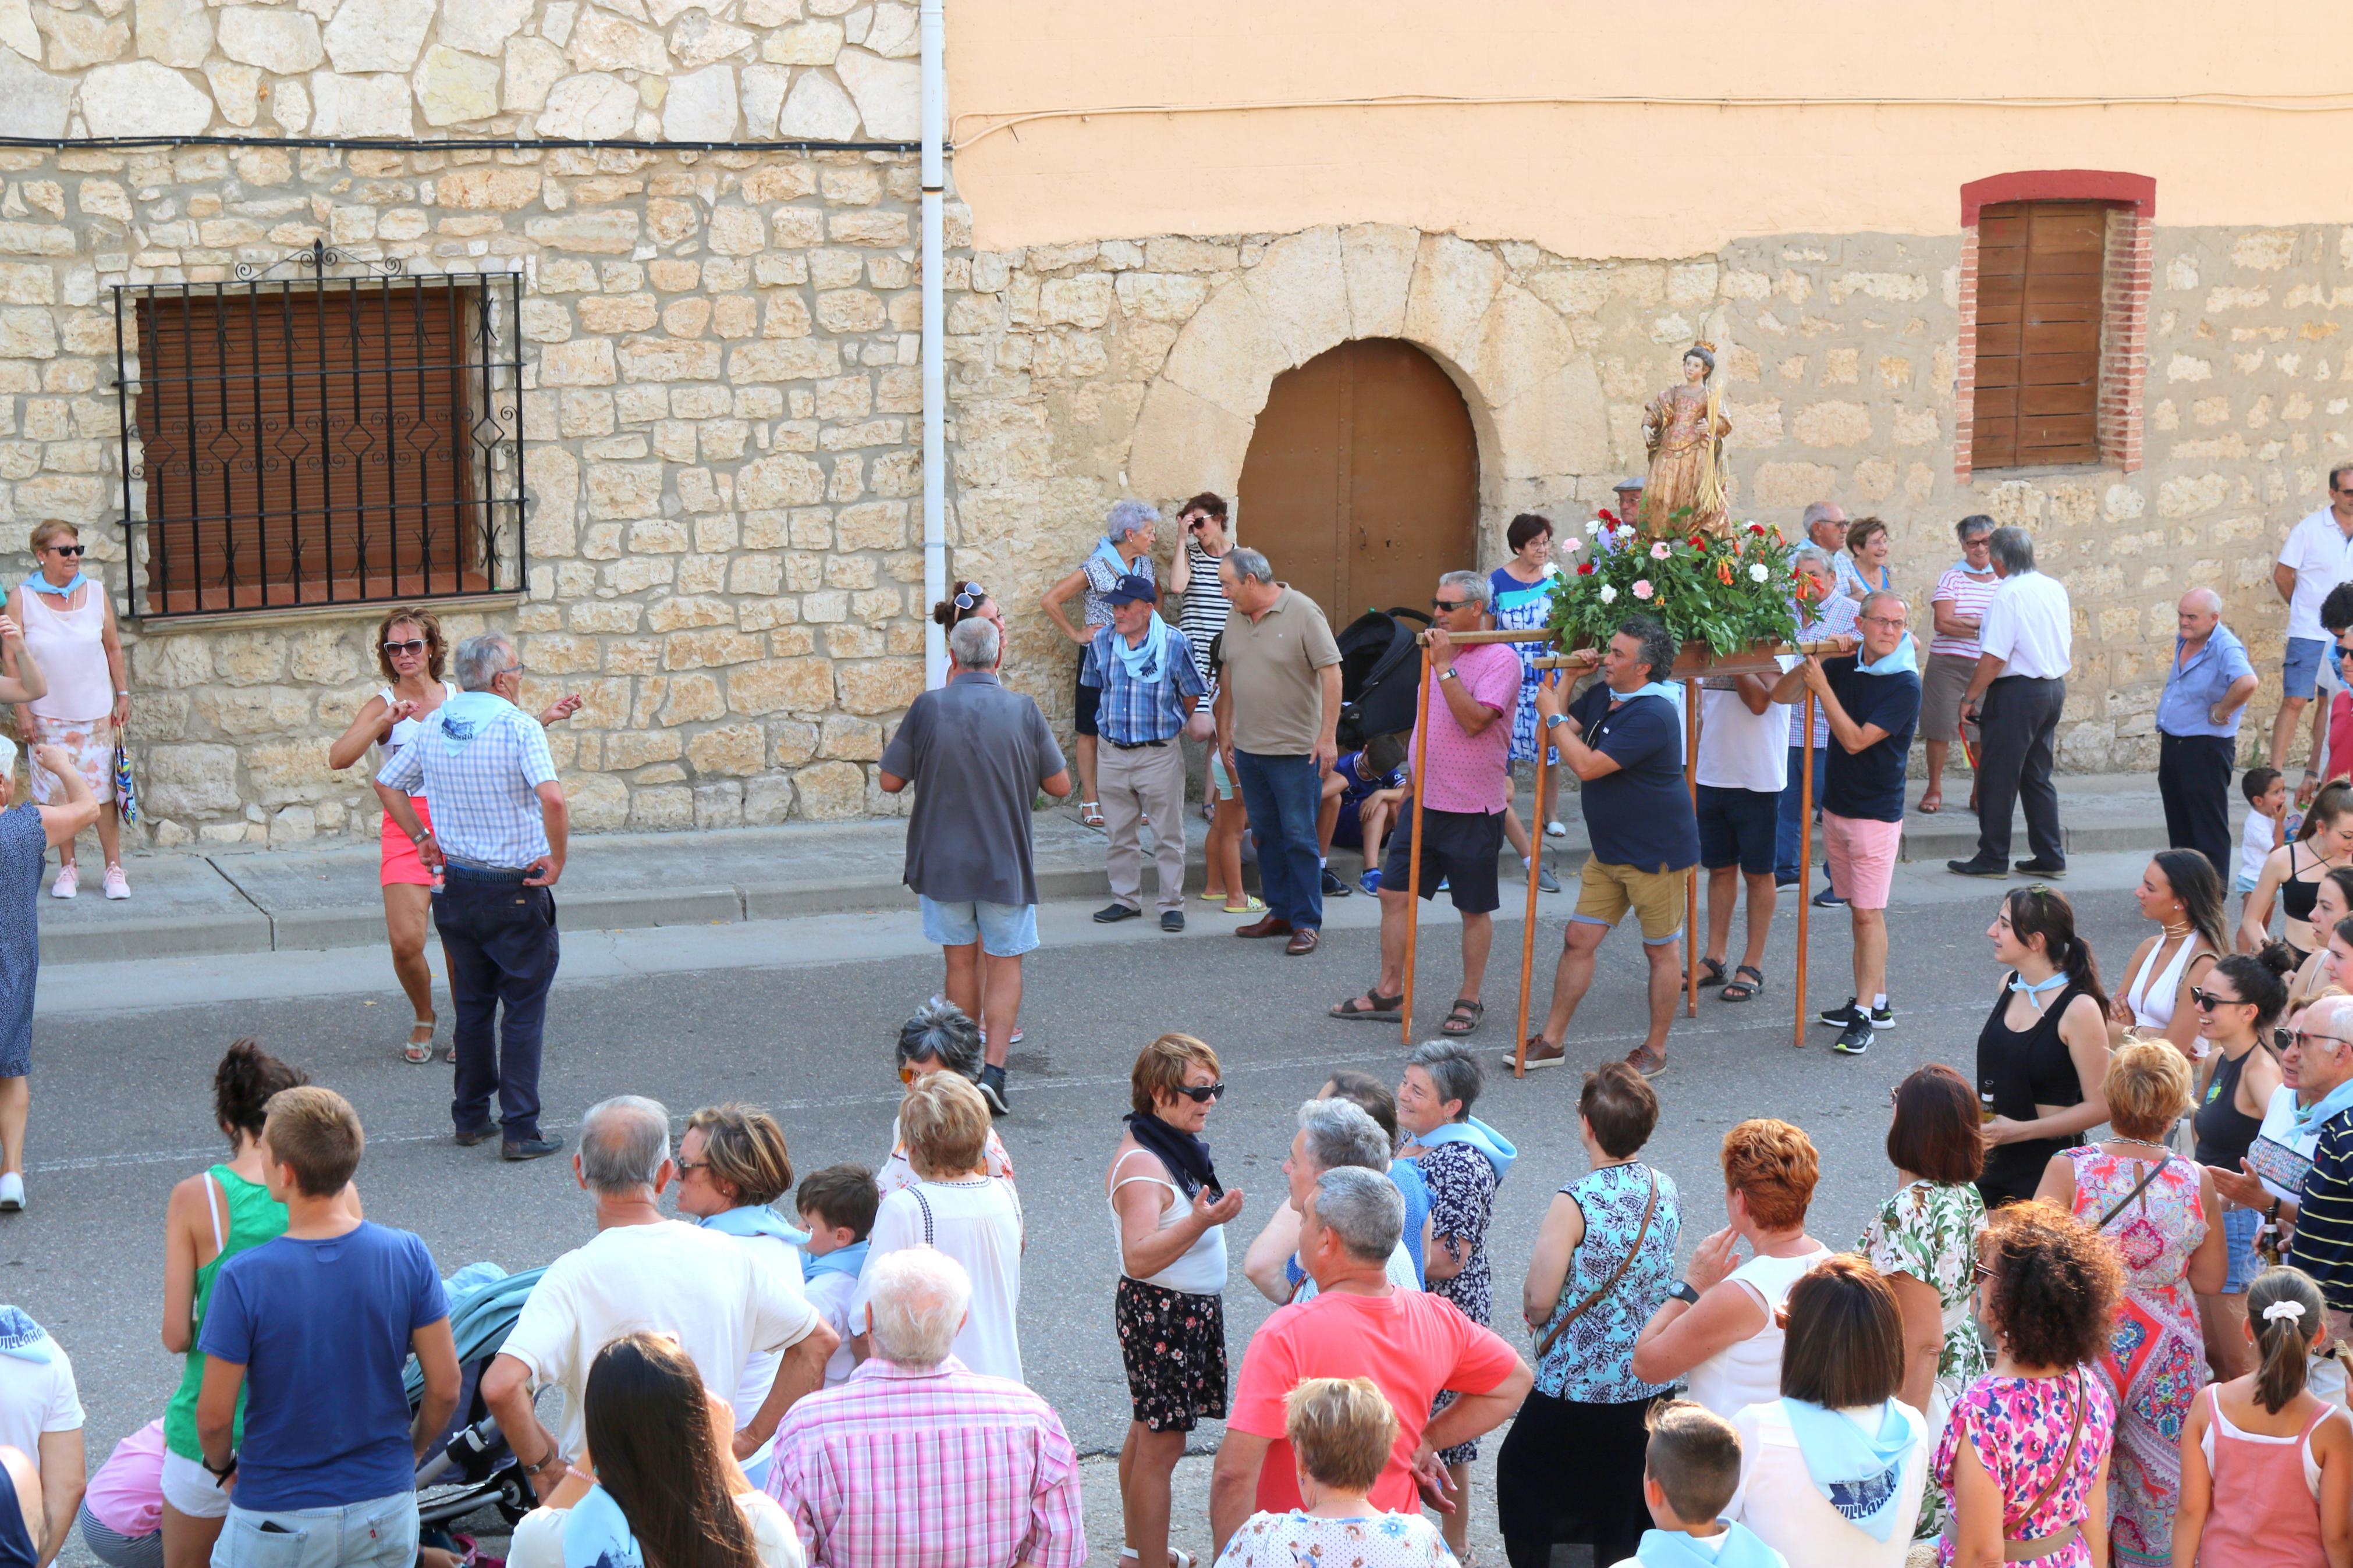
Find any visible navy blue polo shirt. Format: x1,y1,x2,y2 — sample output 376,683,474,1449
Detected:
1820,656,1922,823
1570,684,1698,872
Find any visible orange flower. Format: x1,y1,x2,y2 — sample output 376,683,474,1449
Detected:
1716,559,1735,585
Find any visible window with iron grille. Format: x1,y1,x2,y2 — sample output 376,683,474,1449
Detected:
112,255,524,620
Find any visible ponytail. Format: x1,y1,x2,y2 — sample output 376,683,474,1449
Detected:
2247,1266,2327,1414
2007,886,2107,1016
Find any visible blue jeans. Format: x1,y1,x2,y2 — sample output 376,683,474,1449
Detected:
1233,749,1323,929
214,1492,417,1568
1774,744,1833,890
433,867,558,1142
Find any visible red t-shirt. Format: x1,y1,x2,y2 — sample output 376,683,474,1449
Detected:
1225,1286,1521,1514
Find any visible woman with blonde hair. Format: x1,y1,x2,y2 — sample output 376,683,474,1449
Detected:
2034,1039,2227,1566
7,518,119,900
858,1072,1023,1380
674,1104,803,1489
1211,1377,1451,1568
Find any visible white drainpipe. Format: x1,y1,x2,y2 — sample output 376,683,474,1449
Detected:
920,0,946,686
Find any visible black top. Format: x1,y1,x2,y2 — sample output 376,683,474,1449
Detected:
2283,841,2324,925
1819,657,1923,823
1976,975,2092,1206
1568,685,1698,873
2194,1043,2268,1170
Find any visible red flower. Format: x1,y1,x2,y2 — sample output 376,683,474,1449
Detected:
1747,521,1768,535
1577,561,1595,575
1688,534,1707,551
1598,508,1620,526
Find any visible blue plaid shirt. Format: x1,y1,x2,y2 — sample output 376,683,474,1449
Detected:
375,695,559,869
1078,620,1208,745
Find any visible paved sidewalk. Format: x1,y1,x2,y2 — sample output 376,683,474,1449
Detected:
38,771,2175,966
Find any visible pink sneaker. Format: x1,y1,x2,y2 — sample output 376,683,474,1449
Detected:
102,865,128,900
47,865,74,899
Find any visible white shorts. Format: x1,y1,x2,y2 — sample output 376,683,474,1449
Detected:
159,1448,231,1520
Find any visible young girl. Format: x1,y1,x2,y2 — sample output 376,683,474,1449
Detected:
2242,781,2353,963
2171,1266,2353,1567
2240,767,2287,950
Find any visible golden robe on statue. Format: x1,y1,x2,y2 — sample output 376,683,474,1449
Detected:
1639,343,1731,536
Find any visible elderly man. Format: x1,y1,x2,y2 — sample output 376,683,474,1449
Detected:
375,631,568,1160
1242,1096,1422,1303
1777,545,1861,901
766,1247,1084,1568
1081,573,1208,931
2272,466,2353,769
1802,500,1848,567
1212,1167,1530,1557
879,616,1073,1114
1329,570,1518,1033
1771,592,1922,1055
1042,497,1160,824
2156,588,2259,877
1214,546,1344,956
480,1096,833,1499
1524,616,1699,1076
2277,996,2353,1398
1950,527,2073,880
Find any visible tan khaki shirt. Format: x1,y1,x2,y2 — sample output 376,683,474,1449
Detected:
1218,586,1342,754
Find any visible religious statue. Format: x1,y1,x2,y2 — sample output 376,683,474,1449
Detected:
1639,341,1731,536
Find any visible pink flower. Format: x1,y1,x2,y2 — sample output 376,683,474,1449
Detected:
1649,542,1671,561
1632,579,1654,600
1560,536,1582,553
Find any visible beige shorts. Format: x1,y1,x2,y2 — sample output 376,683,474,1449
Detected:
1574,857,1687,944
26,713,113,805
1919,651,1981,745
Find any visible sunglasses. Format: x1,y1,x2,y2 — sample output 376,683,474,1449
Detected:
1432,598,1474,612
1172,1082,1227,1104
383,639,430,656
2336,645,2353,663
1971,1261,1994,1284
2190,986,2248,1011
47,544,83,557
953,581,986,611
2295,1031,2353,1053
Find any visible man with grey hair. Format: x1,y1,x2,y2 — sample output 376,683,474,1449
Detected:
1080,571,1206,931
1215,546,1344,954
1241,1097,1419,1302
2155,586,2259,877
766,1249,1087,1568
881,612,1072,1114
1779,545,1861,897
1951,526,2073,878
1802,500,1848,566
1212,1166,1530,1556
375,630,576,1160
1330,569,1519,1034
2271,464,2353,769
1042,498,1161,822
481,1094,832,1499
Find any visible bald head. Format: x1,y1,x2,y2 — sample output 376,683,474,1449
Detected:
2176,588,2222,643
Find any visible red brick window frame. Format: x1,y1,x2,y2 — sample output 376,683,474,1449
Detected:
1955,170,2154,480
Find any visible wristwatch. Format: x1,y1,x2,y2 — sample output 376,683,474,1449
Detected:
1544,713,1570,731
1669,1280,1701,1306
201,1450,237,1481
1438,668,1458,683
411,830,432,847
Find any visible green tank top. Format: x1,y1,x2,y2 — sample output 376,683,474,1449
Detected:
162,1165,289,1460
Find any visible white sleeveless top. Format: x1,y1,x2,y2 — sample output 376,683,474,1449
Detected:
374,682,459,780
19,585,111,720
1108,1147,1227,1296
1682,1245,1833,1420
2125,933,2201,1032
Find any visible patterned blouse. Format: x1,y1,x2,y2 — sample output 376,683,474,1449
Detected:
1213,1510,1458,1568
1419,1142,1498,1328
1859,1179,1992,1394
1932,1371,2117,1568
1531,1162,1682,1403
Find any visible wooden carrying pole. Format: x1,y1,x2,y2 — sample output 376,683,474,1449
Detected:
1795,689,1816,1048
1401,646,1435,1046
1684,679,1699,1018
1511,707,1552,1078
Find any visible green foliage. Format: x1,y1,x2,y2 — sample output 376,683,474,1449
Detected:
1543,507,1800,657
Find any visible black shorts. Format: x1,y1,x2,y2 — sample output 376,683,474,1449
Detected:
1380,803,1504,913
1074,666,1101,738
1696,783,1779,874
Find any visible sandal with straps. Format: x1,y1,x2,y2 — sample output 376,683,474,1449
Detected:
402,1016,436,1065
1078,801,1105,827
1720,965,1764,1002
1329,989,1403,1022
1685,956,1727,989
1440,998,1485,1036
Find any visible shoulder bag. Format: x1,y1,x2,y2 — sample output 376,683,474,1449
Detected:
1536,1168,1659,1361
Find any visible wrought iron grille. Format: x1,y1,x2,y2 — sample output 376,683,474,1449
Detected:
111,253,525,620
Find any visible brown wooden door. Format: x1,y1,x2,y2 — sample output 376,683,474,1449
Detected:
1237,339,1479,624
1972,201,2105,468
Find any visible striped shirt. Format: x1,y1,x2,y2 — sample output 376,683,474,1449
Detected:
2289,1110,2353,1313
374,696,557,869
1929,564,2003,659
1788,592,1861,749
1176,541,1232,685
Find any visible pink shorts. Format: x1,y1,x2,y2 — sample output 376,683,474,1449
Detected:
379,798,435,888
1822,812,1901,911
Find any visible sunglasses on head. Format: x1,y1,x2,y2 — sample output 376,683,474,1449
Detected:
383,639,429,656
1172,1082,1227,1104
47,544,83,557
953,581,986,611
2190,986,2247,1011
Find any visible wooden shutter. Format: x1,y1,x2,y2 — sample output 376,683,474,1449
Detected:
1972,201,2105,468
134,282,481,615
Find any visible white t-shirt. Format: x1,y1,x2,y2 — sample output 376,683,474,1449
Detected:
801,1267,860,1388
2243,808,2282,886
1978,571,2072,680
1727,1398,1929,1568
713,1231,806,1476
2280,507,2353,643
1697,667,1795,794
509,1489,805,1568
500,1220,821,1462
1294,1241,1421,1302
856,1176,1025,1382
0,1342,82,1461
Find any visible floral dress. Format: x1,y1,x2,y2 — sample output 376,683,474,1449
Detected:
1932,1371,2117,1568
1859,1178,1989,1538
1213,1510,1458,1568
2062,1149,2208,1567
1488,563,1560,765
1418,1140,1497,1467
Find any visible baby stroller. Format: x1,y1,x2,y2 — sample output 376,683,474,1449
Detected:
1334,606,1432,751
408,1265,545,1531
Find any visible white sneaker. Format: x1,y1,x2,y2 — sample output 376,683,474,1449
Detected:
47,865,74,899
102,865,129,900
0,1174,25,1211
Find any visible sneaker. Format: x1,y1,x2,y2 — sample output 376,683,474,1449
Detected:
1811,887,1847,908
1536,865,1561,894
1358,869,1382,895
1160,910,1185,933
1093,902,1143,923
0,1173,23,1211
101,865,128,900
47,865,74,899
1832,1019,1874,1056
1868,1002,1897,1028
1545,819,1568,838
1818,996,1864,1027
2014,859,2067,879
1321,867,1352,898
978,1064,1010,1117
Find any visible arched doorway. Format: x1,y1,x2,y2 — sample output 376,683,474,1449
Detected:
1237,339,1479,623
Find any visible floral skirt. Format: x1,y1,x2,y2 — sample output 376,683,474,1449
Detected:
26,714,112,805
1115,1275,1228,1432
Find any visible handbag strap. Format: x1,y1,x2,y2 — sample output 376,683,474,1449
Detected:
2095,1153,2173,1232
1536,1168,1659,1361
2019,1368,2087,1523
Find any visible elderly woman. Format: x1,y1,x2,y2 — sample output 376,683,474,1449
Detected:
878,1001,1013,1197
676,1104,804,1489
1108,1034,1244,1568
2113,849,2227,1056
859,1072,1023,1381
1933,1201,2121,1568
1920,515,1999,815
1727,1256,1930,1567
1631,1118,1833,1418
8,520,122,900
0,734,94,1207
2191,946,2295,1378
1834,515,1895,605
1213,1377,1452,1568
2033,1040,2225,1566
1042,499,1160,826
1777,545,1862,895
1499,1063,1680,1568
1977,886,2114,1208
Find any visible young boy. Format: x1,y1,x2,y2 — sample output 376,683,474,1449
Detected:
1611,1401,1787,1568
795,1164,878,1388
2240,766,2287,949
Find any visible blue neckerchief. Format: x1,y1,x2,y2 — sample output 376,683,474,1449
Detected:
434,689,513,753
559,1485,643,1568
1855,631,1919,677
1089,536,1131,583
20,572,84,599
0,1307,50,1364
804,1238,869,1283
1635,1520,1786,1568
2291,1075,2353,1136
1108,617,1176,681
1411,1117,1517,1186
2007,971,2071,1011
1614,681,1682,707
1947,559,1996,581
1777,1398,1921,1544
698,1204,812,1247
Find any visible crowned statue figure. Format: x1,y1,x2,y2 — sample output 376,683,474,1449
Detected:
1638,340,1731,536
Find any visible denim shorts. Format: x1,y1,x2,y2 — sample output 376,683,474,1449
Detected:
2222,1204,2260,1293
2285,635,2330,701
918,895,1039,957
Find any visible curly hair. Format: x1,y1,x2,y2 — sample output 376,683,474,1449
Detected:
1720,1118,1818,1232
1978,1201,2124,1371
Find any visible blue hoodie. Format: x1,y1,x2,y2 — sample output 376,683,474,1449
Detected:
1413,1116,1517,1186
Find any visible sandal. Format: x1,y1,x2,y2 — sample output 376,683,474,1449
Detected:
1329,989,1403,1022
1917,787,1943,815
1079,801,1105,827
1721,965,1764,1002
1685,956,1727,989
1220,896,1266,915
403,1017,436,1065
1440,998,1485,1036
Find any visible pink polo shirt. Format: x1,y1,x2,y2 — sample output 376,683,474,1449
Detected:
1408,641,1520,815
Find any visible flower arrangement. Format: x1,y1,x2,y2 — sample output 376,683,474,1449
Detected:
1543,510,1800,659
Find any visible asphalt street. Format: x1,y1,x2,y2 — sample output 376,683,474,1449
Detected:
17,847,2159,1567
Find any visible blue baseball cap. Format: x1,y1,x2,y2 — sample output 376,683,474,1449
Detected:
1104,573,1159,606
